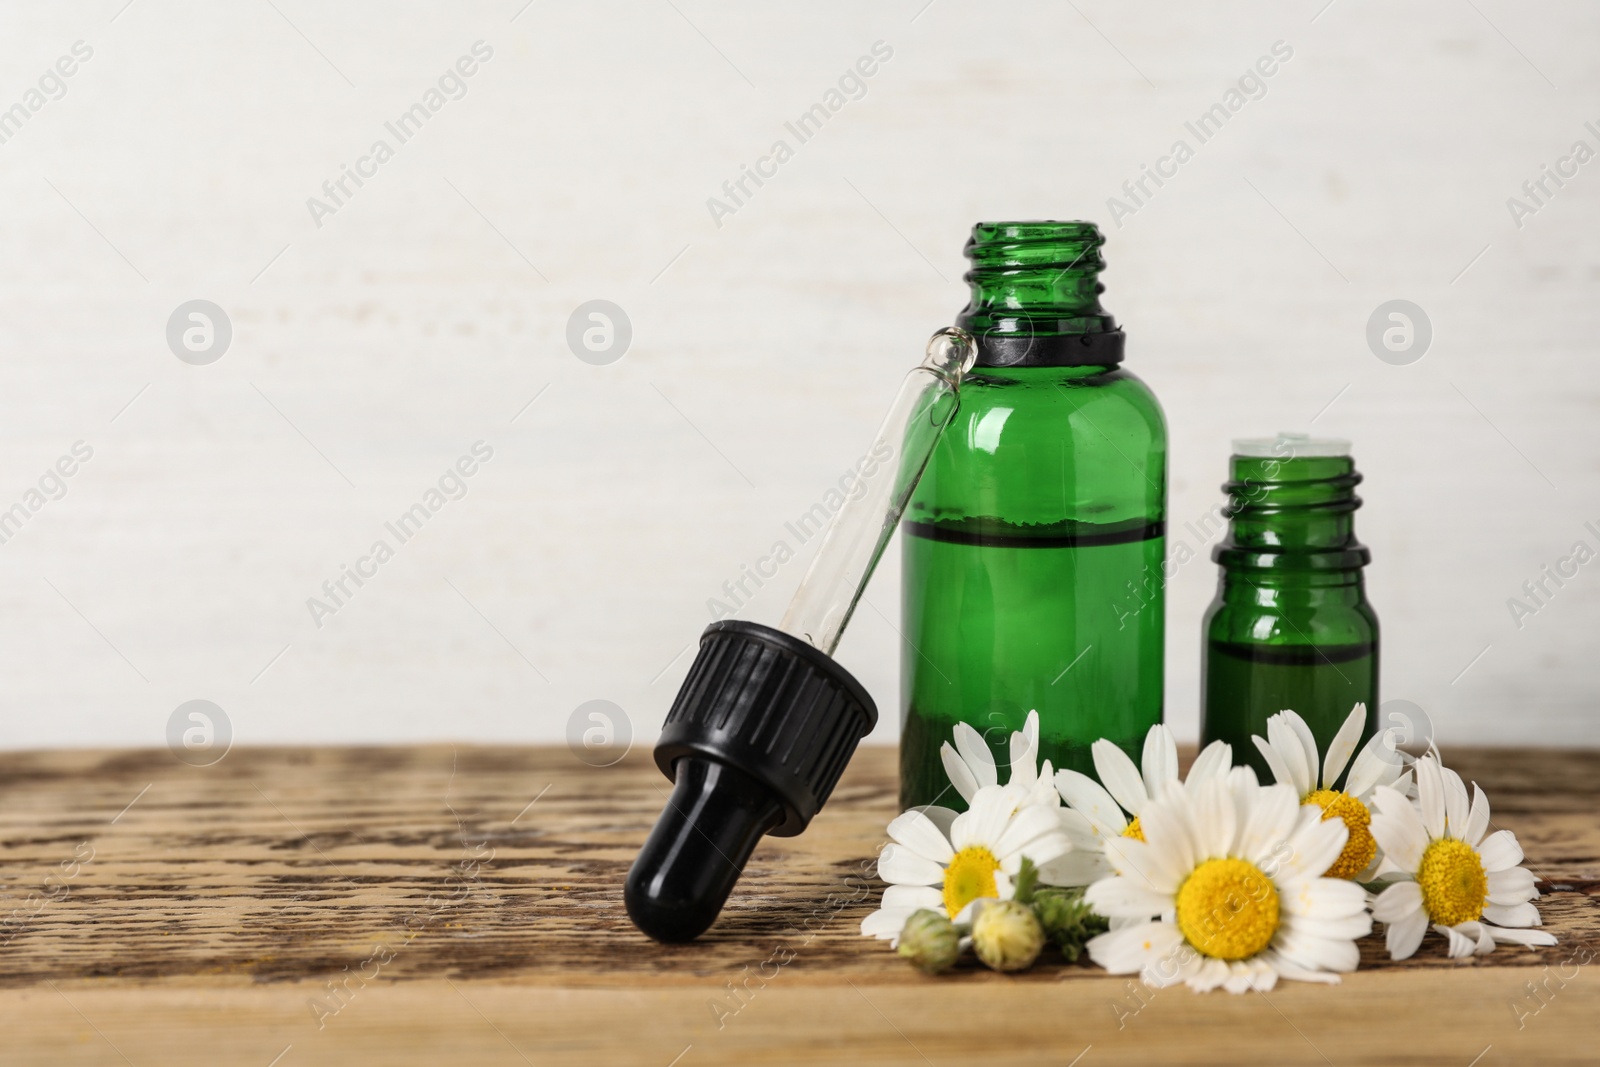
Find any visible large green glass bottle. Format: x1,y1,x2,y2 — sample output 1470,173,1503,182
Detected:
898,221,1167,810
1200,435,1379,779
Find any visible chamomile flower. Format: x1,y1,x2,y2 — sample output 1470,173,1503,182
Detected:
940,710,1060,811
1368,755,1556,960
1047,724,1233,886
1253,704,1409,880
1085,769,1372,993
860,783,1073,946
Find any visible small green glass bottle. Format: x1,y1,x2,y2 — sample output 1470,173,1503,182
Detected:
899,221,1168,810
1200,434,1379,779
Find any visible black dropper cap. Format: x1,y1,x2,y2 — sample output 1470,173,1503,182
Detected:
625,619,877,942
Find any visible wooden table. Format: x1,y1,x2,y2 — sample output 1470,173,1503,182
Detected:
0,744,1594,1065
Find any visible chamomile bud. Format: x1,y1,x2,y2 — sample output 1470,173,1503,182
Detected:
971,899,1044,972
896,909,961,975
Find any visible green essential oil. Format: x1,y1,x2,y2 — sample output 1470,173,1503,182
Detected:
901,519,1165,809
899,222,1167,810
1200,436,1380,781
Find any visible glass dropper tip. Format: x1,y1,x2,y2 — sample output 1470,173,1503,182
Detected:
925,327,978,380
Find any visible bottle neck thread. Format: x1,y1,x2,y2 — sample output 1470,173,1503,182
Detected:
1213,453,1370,572
956,221,1124,368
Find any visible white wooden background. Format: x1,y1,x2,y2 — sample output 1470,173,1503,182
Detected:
0,0,1595,755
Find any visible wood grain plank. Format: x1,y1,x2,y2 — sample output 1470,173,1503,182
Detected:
0,744,1595,1064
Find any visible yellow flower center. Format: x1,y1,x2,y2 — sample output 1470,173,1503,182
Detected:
1174,858,1280,961
1122,816,1144,841
942,846,1000,918
1417,838,1487,926
1304,789,1377,880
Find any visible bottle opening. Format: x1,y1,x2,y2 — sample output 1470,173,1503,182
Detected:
1232,432,1350,459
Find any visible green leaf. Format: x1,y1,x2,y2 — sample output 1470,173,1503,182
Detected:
1030,886,1110,964
1012,856,1040,905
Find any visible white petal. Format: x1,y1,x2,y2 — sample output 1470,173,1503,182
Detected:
993,804,1065,857
1008,710,1041,788
999,834,1073,874
1482,901,1541,928
1192,770,1239,860
1278,814,1347,883
860,905,916,942
1207,959,1250,994
916,804,960,841
1435,922,1482,958
880,884,943,912
1252,734,1299,792
1278,911,1372,941
1225,767,1260,850
1056,806,1104,849
1487,866,1539,906
1025,766,1061,810
1385,906,1429,961
1154,956,1206,989
1344,731,1402,800
1087,921,1183,978
1102,834,1183,895
1415,757,1446,839
949,897,983,924
1273,923,1362,973
1440,765,1470,839
1292,800,1325,838
1137,790,1197,877
1054,769,1128,837
1239,782,1300,868
1477,829,1525,872
1083,924,1144,973
1462,783,1491,847
1085,875,1170,920
1371,880,1423,924
1151,935,1203,987
1242,958,1279,991
1369,786,1428,872
1266,953,1341,986
886,809,955,865
1141,723,1179,800
1373,856,1409,880
1484,925,1558,949
1189,957,1232,993
1246,958,1283,992
940,742,980,805
1281,875,1368,920
1352,852,1384,883
1184,740,1233,791
1037,850,1111,887
951,786,1013,851
952,722,997,790
876,843,943,886
1093,739,1150,815
1221,961,1258,994
1321,703,1366,791
1276,711,1319,796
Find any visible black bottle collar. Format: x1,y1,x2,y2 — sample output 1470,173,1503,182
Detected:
973,328,1125,368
